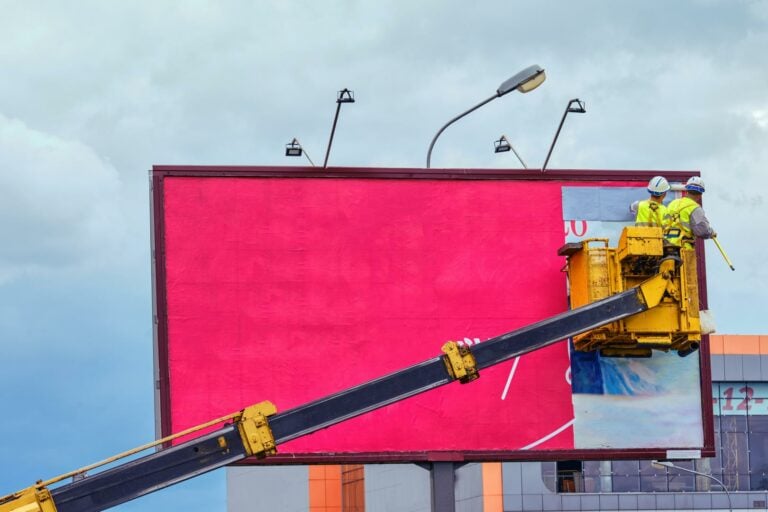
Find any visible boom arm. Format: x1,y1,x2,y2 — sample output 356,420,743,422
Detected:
1,273,670,512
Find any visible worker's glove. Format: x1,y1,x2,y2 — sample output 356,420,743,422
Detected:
711,230,717,238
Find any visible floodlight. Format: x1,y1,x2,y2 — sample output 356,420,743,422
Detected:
285,138,316,166
493,134,527,168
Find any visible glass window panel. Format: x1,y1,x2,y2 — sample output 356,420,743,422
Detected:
694,474,718,492
612,460,639,475
750,416,768,433
584,461,614,492
749,382,768,398
720,397,749,417
738,473,751,491
695,457,721,491
541,461,557,493
582,475,602,493
667,460,694,472
667,473,695,492
710,432,724,473
723,432,749,475
750,473,768,491
722,473,751,491
712,382,720,415
720,415,747,432
611,475,640,492
582,461,602,477
748,431,768,485
722,432,749,474
639,460,664,476
747,397,768,416
640,474,668,492
717,383,750,415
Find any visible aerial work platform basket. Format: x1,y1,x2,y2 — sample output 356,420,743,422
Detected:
558,226,701,357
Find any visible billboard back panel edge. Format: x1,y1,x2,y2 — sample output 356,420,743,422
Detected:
153,167,713,463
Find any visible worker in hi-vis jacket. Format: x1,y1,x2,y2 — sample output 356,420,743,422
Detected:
663,176,715,249
633,176,670,227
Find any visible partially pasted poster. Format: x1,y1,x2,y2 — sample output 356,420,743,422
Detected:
563,186,704,448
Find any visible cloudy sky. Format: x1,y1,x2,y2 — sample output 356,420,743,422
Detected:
1,1,766,510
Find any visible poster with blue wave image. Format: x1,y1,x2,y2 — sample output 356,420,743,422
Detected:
562,186,703,449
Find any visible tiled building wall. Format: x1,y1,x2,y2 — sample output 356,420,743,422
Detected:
710,335,768,381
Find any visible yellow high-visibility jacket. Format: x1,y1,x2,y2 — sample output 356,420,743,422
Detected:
664,196,701,248
635,199,667,227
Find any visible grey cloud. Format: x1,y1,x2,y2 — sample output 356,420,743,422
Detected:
0,114,127,283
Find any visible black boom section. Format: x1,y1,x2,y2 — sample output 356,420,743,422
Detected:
472,289,645,368
269,288,646,444
47,288,646,512
270,357,452,444
51,427,247,512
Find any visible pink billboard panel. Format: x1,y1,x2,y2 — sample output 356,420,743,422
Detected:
152,167,713,462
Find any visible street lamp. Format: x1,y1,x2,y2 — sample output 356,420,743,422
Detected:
541,98,586,172
285,138,316,166
426,65,546,168
493,134,527,168
323,88,355,168
651,460,732,512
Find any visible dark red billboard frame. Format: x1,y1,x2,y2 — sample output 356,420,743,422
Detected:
150,165,714,463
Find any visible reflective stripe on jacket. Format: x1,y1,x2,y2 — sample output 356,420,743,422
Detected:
664,196,699,248
635,200,667,227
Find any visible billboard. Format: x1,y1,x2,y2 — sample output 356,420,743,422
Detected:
151,166,714,462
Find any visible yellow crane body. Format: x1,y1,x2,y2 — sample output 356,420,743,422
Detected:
559,226,701,357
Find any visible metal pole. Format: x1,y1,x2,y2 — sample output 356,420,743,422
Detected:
541,105,570,172
426,94,497,168
430,462,456,512
323,101,343,168
510,143,527,169
302,149,316,167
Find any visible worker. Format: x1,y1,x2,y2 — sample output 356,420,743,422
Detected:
634,176,670,227
663,176,716,249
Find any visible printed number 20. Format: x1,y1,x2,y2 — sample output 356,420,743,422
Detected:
564,220,588,237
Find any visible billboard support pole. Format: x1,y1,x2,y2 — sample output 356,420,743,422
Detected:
430,462,456,512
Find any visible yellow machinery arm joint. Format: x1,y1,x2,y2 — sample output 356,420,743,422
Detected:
441,341,479,383
638,272,671,309
236,401,278,458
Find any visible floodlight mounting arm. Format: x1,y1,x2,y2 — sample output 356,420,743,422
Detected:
541,98,586,172
323,88,355,168
496,134,528,168
302,150,316,167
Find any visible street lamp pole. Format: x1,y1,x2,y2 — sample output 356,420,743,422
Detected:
426,65,546,169
541,98,586,172
652,460,732,512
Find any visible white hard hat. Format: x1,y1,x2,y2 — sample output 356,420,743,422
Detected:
647,176,670,196
685,176,705,193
